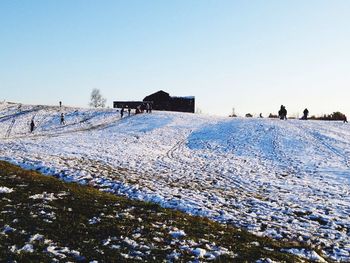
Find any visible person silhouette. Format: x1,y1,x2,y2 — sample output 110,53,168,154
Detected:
60,113,65,125
278,105,287,120
302,108,309,120
30,119,35,132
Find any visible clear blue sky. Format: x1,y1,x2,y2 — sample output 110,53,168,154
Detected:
1,0,349,117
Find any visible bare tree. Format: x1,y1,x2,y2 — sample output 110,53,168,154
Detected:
89,89,106,108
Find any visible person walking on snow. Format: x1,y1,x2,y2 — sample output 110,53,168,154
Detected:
30,119,35,133
128,107,131,116
60,113,65,125
121,107,125,118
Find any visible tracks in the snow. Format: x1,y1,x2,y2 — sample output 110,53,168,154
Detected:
158,130,193,164
5,119,119,140
309,130,350,168
166,137,187,160
2,113,123,141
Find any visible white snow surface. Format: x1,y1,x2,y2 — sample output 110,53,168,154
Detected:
169,230,187,239
282,248,327,262
0,102,350,261
0,186,14,193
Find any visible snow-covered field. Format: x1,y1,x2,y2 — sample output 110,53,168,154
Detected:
0,102,349,261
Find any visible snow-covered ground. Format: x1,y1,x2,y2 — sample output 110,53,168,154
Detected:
0,102,349,261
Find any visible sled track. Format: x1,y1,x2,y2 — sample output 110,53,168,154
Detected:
227,122,285,177
4,104,23,138
157,130,193,164
0,105,43,123
271,127,291,171
0,104,22,118
293,121,350,169
3,116,121,140
45,111,97,132
166,138,186,160
310,131,350,168
269,124,311,177
34,108,60,131
175,125,260,194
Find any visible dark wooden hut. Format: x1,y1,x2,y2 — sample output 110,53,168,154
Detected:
143,90,195,113
113,90,195,113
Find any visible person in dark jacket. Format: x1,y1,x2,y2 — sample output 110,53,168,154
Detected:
302,108,309,120
278,105,287,120
121,107,125,118
60,113,65,125
30,119,35,132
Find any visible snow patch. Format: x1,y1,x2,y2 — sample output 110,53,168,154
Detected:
0,186,14,193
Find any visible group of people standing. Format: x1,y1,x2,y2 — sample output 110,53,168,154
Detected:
121,103,152,118
278,105,309,120
136,103,152,115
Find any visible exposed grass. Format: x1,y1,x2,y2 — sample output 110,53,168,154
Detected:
0,161,309,262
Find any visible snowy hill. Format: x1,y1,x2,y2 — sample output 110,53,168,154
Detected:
0,102,349,261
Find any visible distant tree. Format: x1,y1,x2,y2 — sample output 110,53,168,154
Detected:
331,111,346,121
309,115,316,120
89,89,106,108
305,111,347,121
315,111,346,121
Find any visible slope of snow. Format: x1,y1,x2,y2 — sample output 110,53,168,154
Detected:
0,102,349,261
